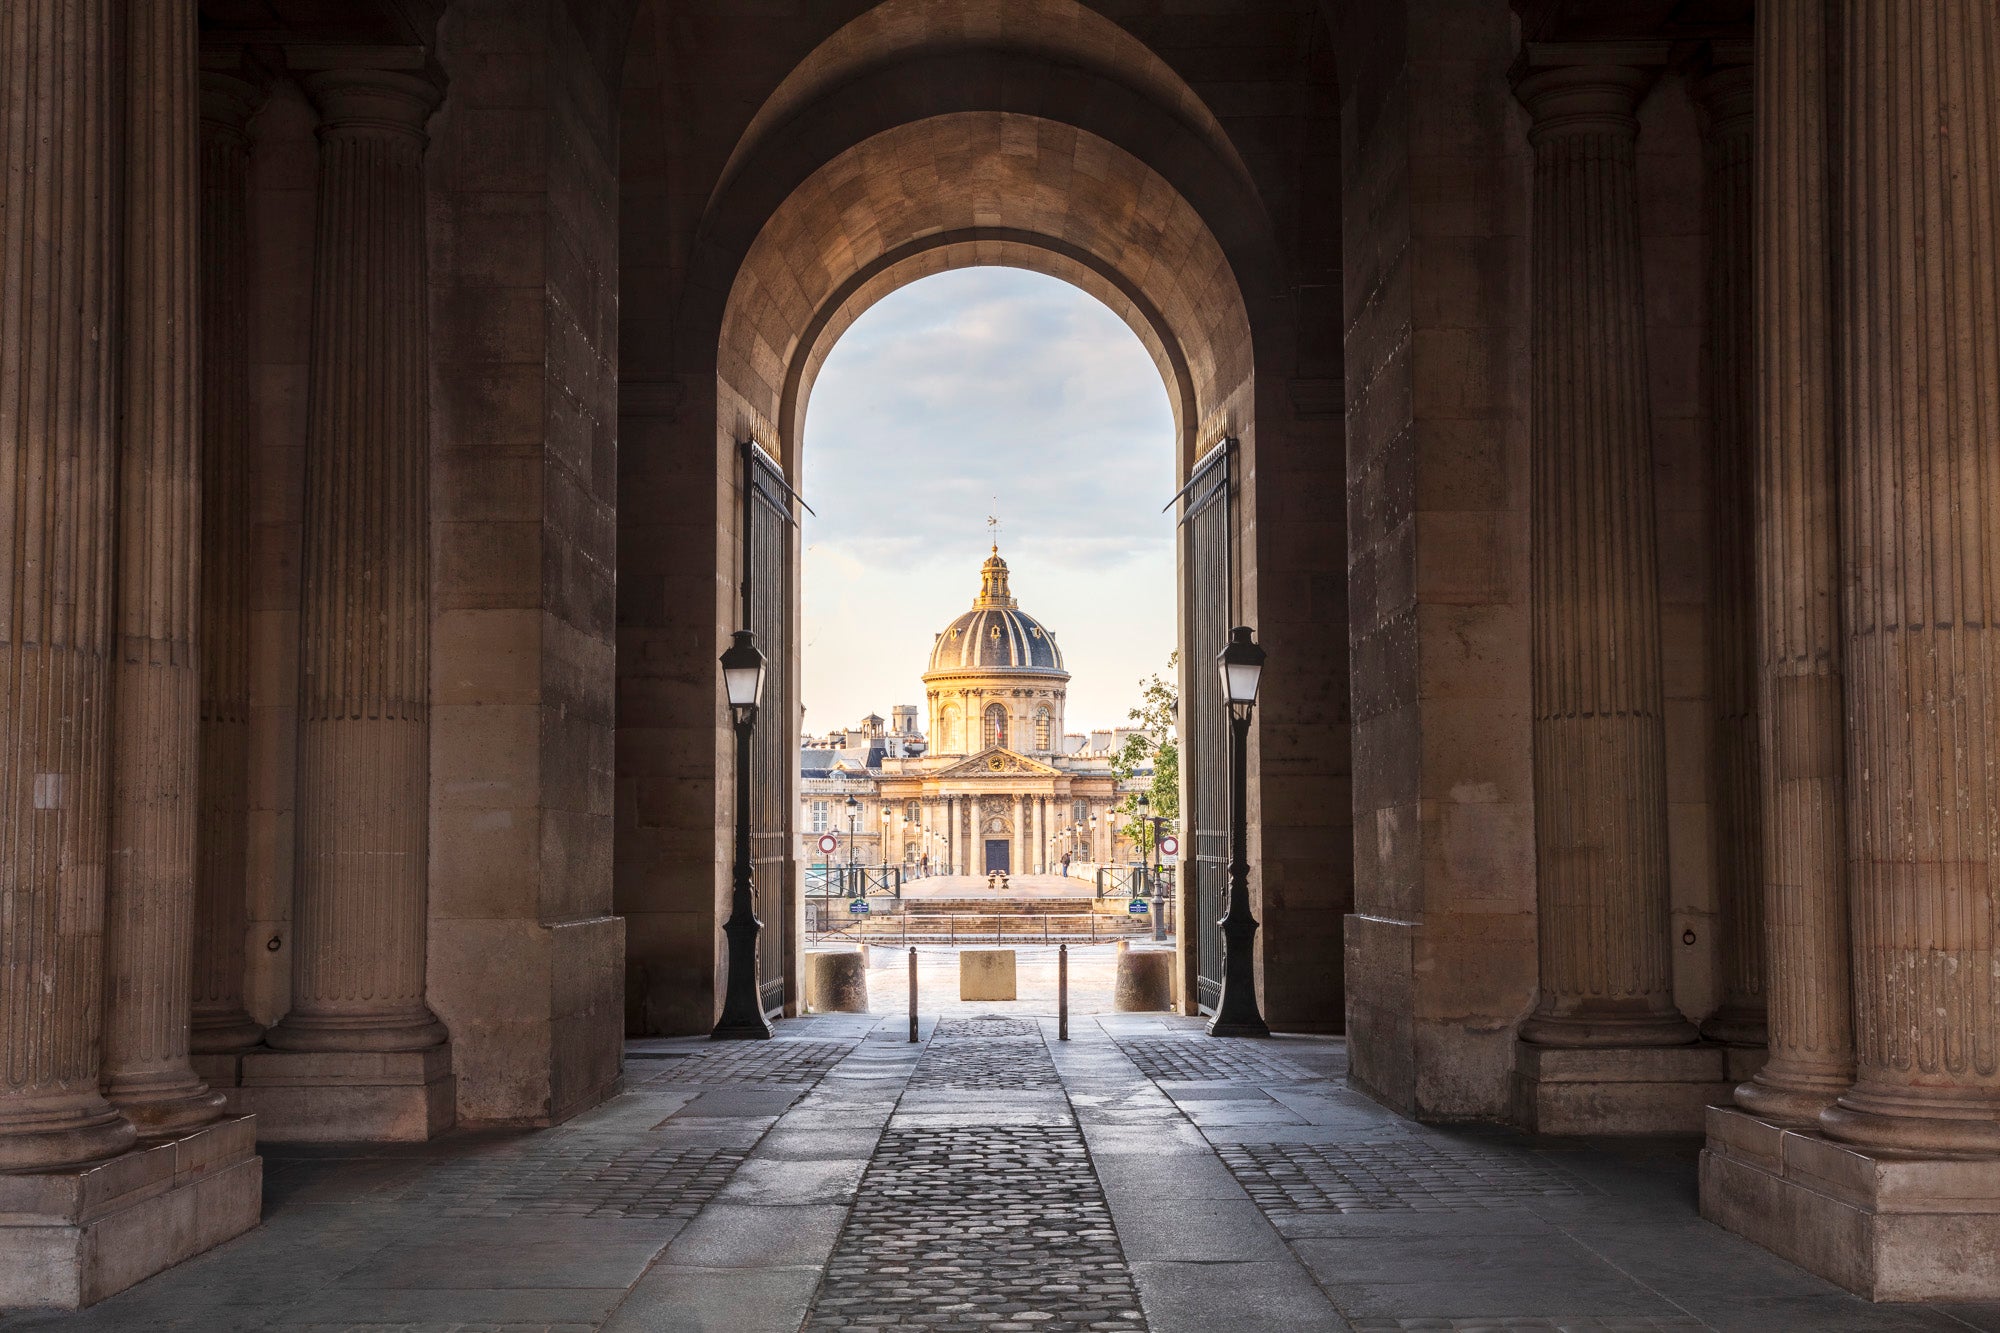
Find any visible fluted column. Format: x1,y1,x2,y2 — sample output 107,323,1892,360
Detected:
1011,794,1024,874
1693,54,1767,1049
265,68,446,1054
1516,58,1695,1048
1735,4,1853,1121
0,0,139,1170
1822,1,2000,1154
968,796,983,874
189,69,265,1055
100,0,227,1131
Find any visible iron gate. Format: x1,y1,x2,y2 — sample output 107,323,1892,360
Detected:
744,441,805,1017
1172,439,1233,1012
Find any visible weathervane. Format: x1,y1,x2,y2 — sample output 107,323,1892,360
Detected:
987,510,1001,554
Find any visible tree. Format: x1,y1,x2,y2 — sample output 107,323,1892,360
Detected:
1111,653,1178,855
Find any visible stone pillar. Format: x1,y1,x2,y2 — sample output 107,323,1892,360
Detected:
1822,0,2000,1156
968,796,983,874
99,0,228,1134
1034,797,1045,873
0,0,137,1174
264,67,448,1057
1693,53,1766,1050
190,68,266,1055
1011,793,1023,875
1733,6,1852,1121
1515,54,1692,1050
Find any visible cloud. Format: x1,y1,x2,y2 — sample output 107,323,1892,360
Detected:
802,268,1176,734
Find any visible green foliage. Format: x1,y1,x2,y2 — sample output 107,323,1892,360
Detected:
1112,653,1179,855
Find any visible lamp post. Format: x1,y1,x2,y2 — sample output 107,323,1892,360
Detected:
1209,625,1270,1038
713,630,773,1040
1139,792,1168,943
845,794,859,897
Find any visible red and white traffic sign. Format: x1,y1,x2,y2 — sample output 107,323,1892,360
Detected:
817,834,838,854
1158,834,1180,857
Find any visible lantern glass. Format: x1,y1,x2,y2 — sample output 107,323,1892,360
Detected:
1217,626,1266,707
720,630,766,711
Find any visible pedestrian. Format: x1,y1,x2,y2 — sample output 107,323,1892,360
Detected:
1060,850,1071,878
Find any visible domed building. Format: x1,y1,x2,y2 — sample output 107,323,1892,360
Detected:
800,548,1139,879
925,549,1069,757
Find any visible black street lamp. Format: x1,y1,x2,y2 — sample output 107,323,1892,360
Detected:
1138,791,1168,943
846,794,860,897
1209,625,1270,1038
713,630,772,1040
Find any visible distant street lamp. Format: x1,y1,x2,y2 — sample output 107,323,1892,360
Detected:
1138,792,1168,943
1209,625,1270,1038
846,794,860,897
713,631,772,1040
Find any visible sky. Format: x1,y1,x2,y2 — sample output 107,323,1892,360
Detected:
800,267,1176,739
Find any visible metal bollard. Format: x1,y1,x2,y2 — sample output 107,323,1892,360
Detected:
908,946,919,1043
1059,943,1069,1041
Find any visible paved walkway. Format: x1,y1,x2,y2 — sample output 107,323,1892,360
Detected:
7,1012,2000,1331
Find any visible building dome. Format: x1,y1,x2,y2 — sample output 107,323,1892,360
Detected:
925,550,1067,676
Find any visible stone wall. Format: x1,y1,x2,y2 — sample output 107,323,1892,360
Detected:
421,0,624,1124
1342,0,1538,1120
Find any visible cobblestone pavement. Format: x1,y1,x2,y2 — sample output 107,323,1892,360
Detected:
625,1037,856,1084
1113,1034,1331,1083
1214,1138,1588,1213
803,1023,1144,1332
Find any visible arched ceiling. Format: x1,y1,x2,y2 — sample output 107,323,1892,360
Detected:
714,0,1251,206
713,112,1254,472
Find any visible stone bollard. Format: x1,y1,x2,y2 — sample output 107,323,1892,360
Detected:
960,949,1017,1001
804,948,869,1013
1114,945,1174,1012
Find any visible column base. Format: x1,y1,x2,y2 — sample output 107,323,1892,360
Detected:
0,1114,260,1310
189,1009,266,1055
1512,1039,1735,1134
1702,1103,2000,1301
221,1045,454,1142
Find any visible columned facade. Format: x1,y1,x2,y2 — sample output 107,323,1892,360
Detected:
1700,0,2000,1302
15,0,2000,1311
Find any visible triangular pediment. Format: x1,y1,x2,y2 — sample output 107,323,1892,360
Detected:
934,746,1062,778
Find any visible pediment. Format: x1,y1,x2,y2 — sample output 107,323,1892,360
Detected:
935,747,1062,778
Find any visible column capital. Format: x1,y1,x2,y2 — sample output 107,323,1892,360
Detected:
1690,48,1753,142
199,69,262,139
1512,43,1667,140
298,65,442,139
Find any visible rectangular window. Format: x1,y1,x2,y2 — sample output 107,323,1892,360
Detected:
811,800,829,833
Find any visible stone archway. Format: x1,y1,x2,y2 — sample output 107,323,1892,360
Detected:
616,0,1351,1037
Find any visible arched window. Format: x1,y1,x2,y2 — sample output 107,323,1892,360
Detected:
1034,707,1052,751
984,703,1007,748
940,705,960,752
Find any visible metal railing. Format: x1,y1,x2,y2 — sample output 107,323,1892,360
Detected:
1095,864,1176,899
805,907,1161,948
804,864,903,899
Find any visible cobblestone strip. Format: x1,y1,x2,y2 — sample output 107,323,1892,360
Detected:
1113,1036,1328,1084
627,1037,857,1084
803,1026,1146,1331
1214,1138,1589,1214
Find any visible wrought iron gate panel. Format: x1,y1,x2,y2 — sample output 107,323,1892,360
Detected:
745,443,797,1017
1176,441,1232,1012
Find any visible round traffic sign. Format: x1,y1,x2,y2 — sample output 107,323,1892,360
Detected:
1158,835,1179,857
818,834,838,854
